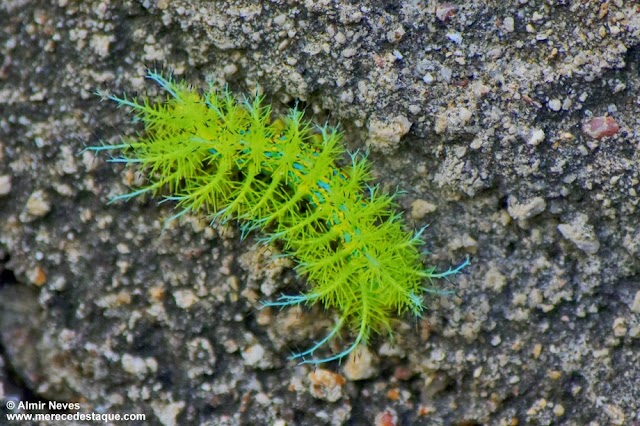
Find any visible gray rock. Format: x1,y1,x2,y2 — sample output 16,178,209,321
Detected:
558,213,600,254
507,195,547,221
1,1,639,424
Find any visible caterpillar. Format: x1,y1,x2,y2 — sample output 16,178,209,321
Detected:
90,69,468,365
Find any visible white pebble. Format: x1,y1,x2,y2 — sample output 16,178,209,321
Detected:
446,32,462,44
503,17,515,33
548,99,562,111
527,128,546,146
21,189,51,222
0,175,11,196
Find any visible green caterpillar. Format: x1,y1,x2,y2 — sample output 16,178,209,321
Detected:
91,70,468,364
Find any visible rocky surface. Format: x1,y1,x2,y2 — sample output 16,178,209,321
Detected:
1,0,639,425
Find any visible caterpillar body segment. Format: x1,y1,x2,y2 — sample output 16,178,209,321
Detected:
92,70,466,364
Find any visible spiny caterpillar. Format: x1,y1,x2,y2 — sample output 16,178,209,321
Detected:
91,70,468,364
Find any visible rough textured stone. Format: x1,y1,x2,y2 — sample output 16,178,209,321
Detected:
557,213,601,254
507,195,547,221
1,1,639,425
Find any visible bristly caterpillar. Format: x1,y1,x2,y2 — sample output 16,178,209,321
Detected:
90,70,468,365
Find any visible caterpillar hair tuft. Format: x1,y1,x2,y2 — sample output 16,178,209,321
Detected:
89,69,468,365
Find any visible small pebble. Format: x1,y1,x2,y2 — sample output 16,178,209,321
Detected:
557,213,600,254
241,344,265,367
366,115,412,153
28,265,47,286
507,196,546,220
386,25,405,43
612,317,627,337
435,4,457,22
631,291,640,314
173,289,197,309
308,369,345,402
548,99,562,111
375,409,398,426
446,32,462,44
343,346,378,380
22,189,51,221
422,73,435,84
527,129,545,146
582,116,619,139
411,199,437,220
342,48,357,58
151,401,185,426
532,343,543,359
0,175,11,196
503,17,515,33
